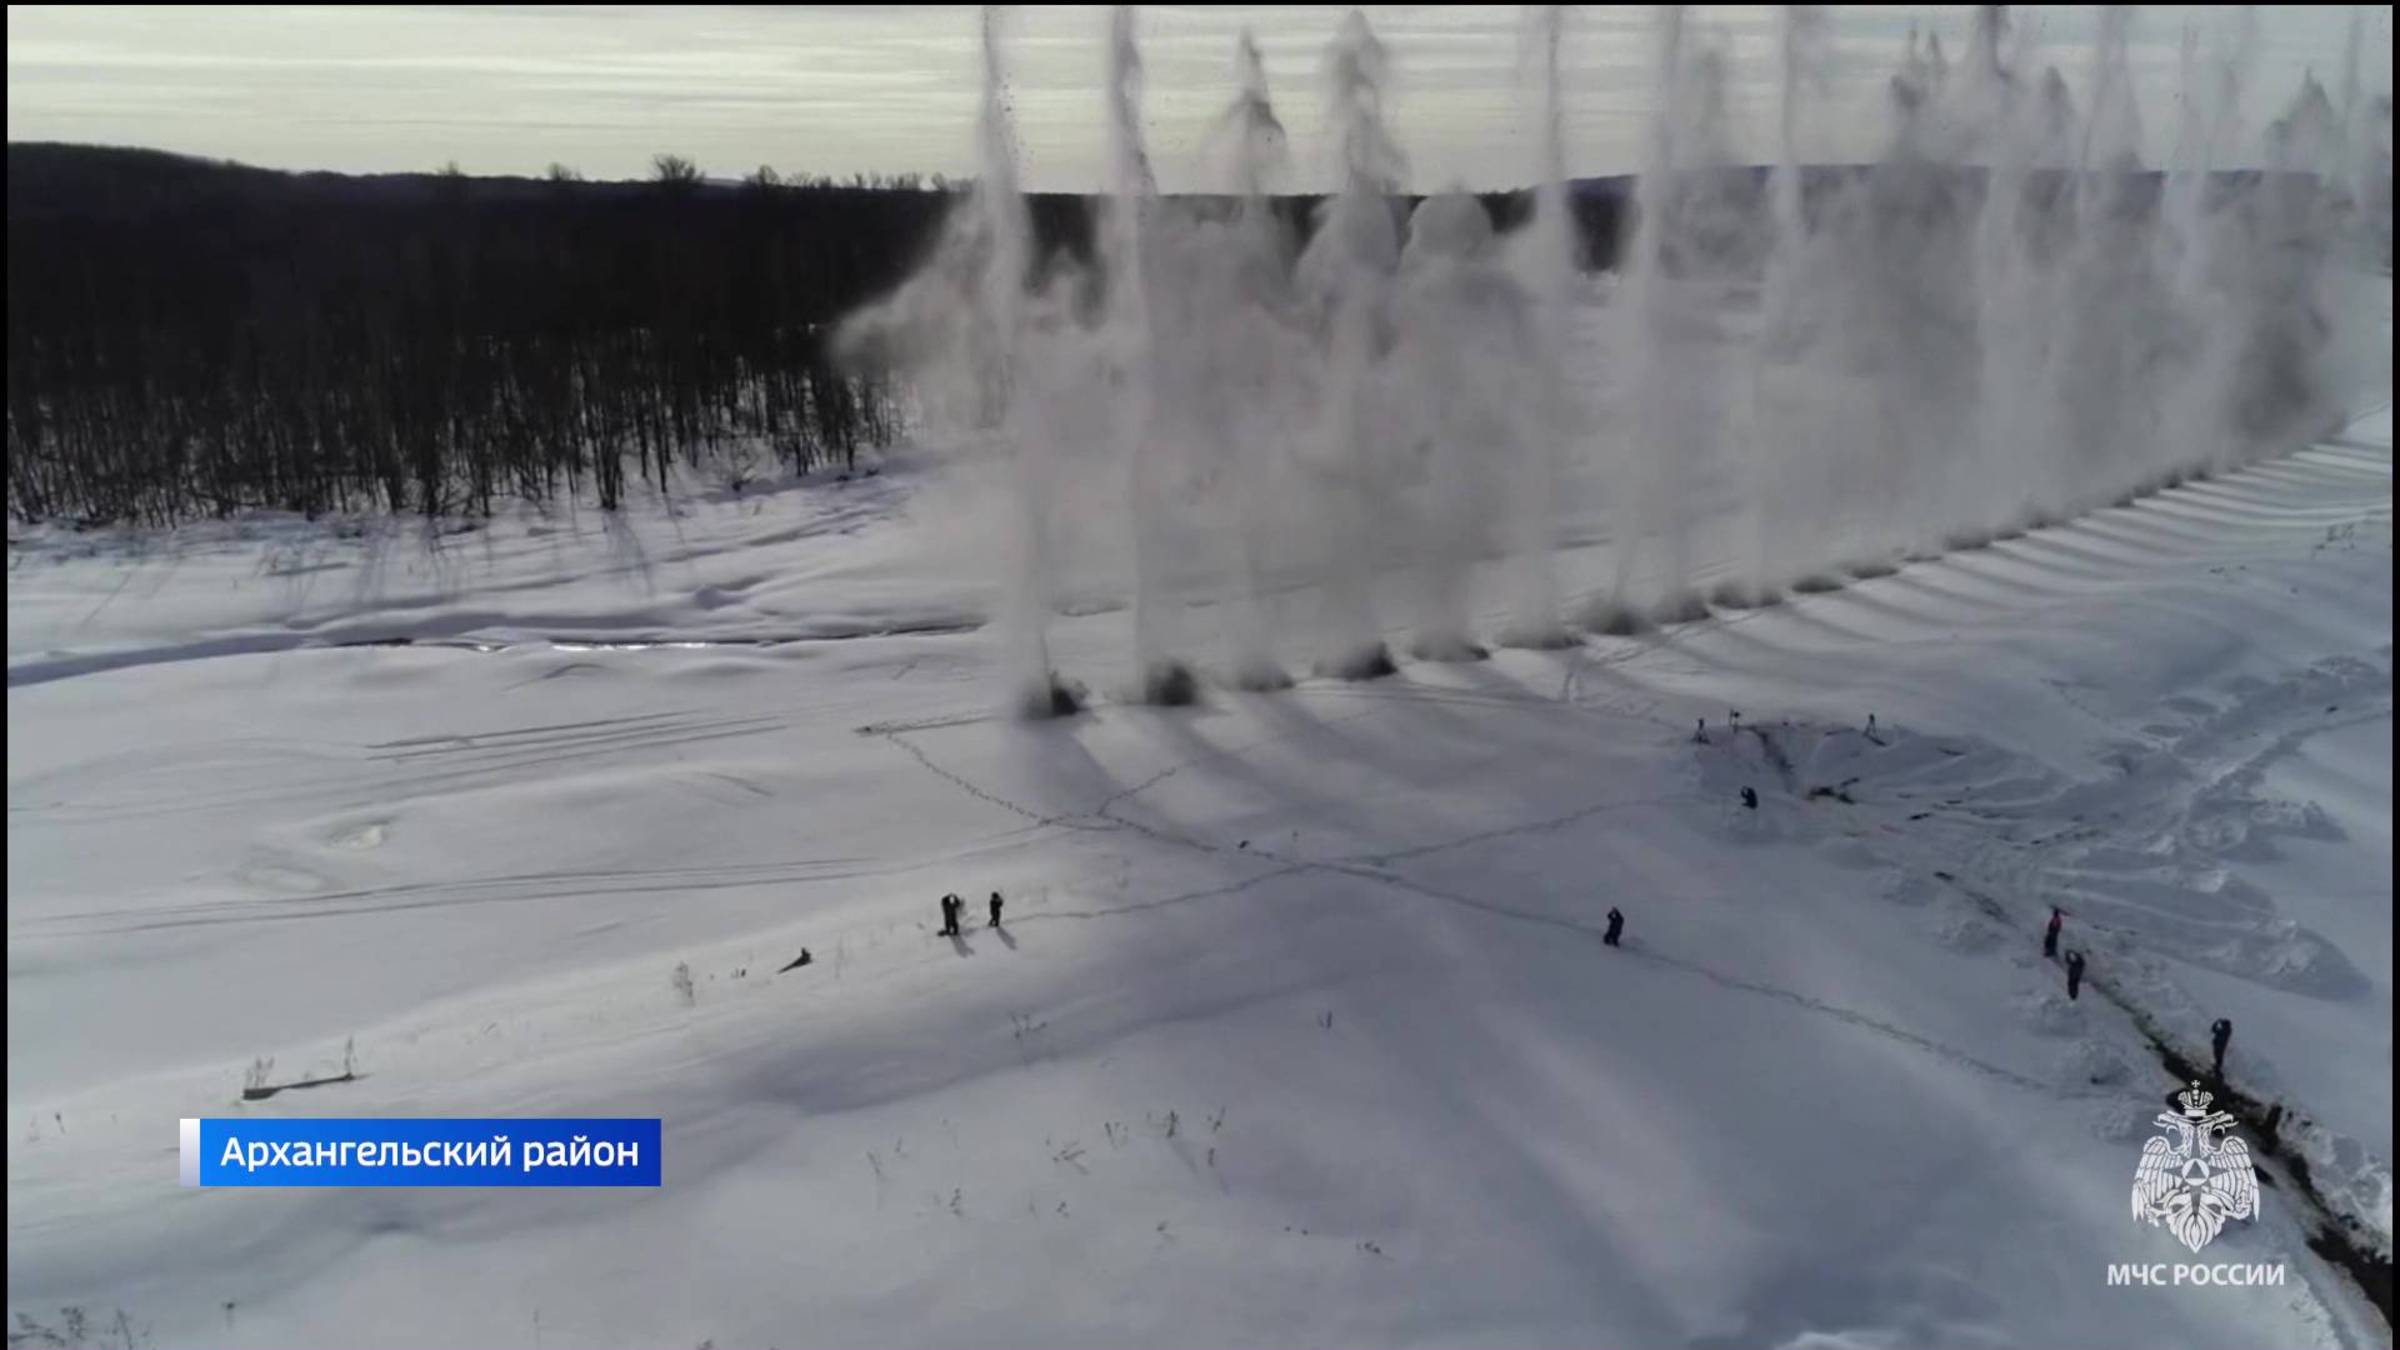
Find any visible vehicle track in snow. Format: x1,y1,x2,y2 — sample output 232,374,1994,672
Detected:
870,707,2098,1108
13,834,1053,939
12,709,797,825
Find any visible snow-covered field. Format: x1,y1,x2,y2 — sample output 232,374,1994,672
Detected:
8,333,2394,1343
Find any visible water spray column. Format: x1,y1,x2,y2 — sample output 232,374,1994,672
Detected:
1396,192,1503,663
2059,5,2155,515
1221,30,1297,690
1303,11,1403,680
2249,76,2350,457
1497,3,1579,649
1103,6,1197,705
977,8,1075,718
1616,6,1713,627
1962,7,2032,540
2157,12,2252,479
1729,4,1829,606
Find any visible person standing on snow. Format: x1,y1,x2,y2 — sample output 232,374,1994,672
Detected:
2043,907,2064,960
2211,1018,2233,1078
939,893,961,937
989,891,1004,928
2065,950,2087,1001
1603,908,1624,947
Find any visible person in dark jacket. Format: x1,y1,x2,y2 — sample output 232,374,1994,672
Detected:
1603,908,1624,947
989,891,1004,928
939,893,961,937
2043,906,2064,959
2065,950,2087,1001
1740,786,1759,810
2211,1018,2233,1078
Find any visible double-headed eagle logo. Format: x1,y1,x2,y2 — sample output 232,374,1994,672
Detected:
2132,1082,2259,1253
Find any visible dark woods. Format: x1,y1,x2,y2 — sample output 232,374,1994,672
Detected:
6,144,1628,526
7,145,951,524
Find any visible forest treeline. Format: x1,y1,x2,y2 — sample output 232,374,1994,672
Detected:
5,144,1627,525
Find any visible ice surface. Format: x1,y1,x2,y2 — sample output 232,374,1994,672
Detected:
5,6,2393,1346
7,364,2391,1349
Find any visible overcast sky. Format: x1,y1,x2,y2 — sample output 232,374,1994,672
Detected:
7,6,2391,191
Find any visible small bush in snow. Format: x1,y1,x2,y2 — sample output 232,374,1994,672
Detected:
6,1306,150,1349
